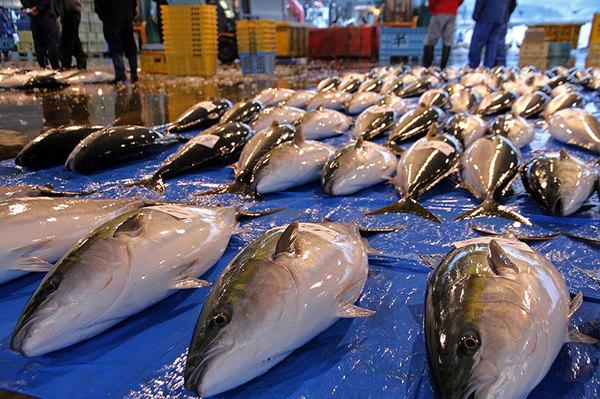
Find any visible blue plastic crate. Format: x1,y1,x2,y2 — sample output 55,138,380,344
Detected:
379,27,443,63
0,37,14,51
239,52,275,75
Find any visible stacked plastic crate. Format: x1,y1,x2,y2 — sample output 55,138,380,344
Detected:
237,19,276,75
519,27,574,69
276,22,309,58
379,27,441,64
162,5,217,77
79,0,105,55
587,13,600,67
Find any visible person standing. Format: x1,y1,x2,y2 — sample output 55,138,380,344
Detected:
95,0,138,83
494,0,517,67
422,0,463,69
468,0,511,68
151,0,168,43
58,0,87,69
20,0,60,69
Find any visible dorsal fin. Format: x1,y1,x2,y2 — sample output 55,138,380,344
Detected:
488,239,519,275
273,221,301,259
559,148,570,160
316,105,324,112
355,137,365,149
114,212,144,238
270,120,280,128
426,122,438,138
293,125,305,145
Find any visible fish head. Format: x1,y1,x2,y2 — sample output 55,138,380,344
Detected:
185,254,297,397
11,212,138,356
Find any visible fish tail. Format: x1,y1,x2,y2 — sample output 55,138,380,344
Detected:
455,197,532,226
235,206,284,220
195,179,258,198
120,175,165,194
366,197,442,223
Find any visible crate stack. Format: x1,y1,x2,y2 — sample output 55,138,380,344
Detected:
236,19,276,75
140,45,168,74
519,27,574,69
587,13,600,68
161,5,218,77
16,30,33,53
79,0,105,54
276,22,309,58
379,27,441,64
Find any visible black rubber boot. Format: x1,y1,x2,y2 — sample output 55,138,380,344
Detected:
441,45,452,69
112,55,127,82
422,45,434,68
127,55,138,83
76,55,87,70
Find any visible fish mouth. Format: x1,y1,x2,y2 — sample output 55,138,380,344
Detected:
11,313,40,355
185,336,234,396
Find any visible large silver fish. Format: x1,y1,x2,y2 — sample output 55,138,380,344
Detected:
448,89,479,113
0,197,144,284
283,90,316,109
419,89,449,109
184,221,374,397
254,88,295,107
317,76,341,92
0,185,88,201
298,106,353,140
388,106,444,145
11,205,275,356
251,105,305,132
249,129,335,194
488,114,535,148
511,91,548,119
425,236,595,399
457,135,529,224
306,91,351,112
444,113,487,147
321,138,397,195
352,105,397,140
521,149,597,216
543,92,584,118
547,108,600,153
347,91,383,115
476,91,517,116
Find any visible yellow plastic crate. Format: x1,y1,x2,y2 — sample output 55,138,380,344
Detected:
590,13,600,45
140,50,168,74
533,23,582,48
166,53,217,77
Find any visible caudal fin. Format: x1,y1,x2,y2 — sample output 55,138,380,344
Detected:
119,175,165,194
195,179,258,198
235,207,284,220
455,197,532,226
366,197,442,223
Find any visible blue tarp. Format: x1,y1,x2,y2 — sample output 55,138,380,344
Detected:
0,96,599,399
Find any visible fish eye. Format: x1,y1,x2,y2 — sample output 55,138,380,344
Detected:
44,279,59,294
459,331,480,355
212,313,228,327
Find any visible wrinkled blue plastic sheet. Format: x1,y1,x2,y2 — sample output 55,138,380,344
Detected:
0,94,600,399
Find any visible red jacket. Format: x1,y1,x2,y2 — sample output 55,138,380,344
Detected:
429,0,463,15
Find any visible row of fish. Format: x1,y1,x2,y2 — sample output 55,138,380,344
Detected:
1,193,596,398
0,68,115,90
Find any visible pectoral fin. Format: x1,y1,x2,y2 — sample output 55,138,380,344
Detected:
272,221,301,259
420,254,445,270
488,239,519,275
12,257,54,272
337,303,375,318
8,238,53,257
568,291,583,319
172,277,211,289
568,329,597,345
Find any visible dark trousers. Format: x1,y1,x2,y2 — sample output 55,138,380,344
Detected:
30,13,60,69
60,10,86,68
494,23,508,66
102,17,136,58
468,20,503,68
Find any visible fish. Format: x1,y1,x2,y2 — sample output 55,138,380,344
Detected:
459,72,487,87
456,135,529,225
0,197,144,284
249,128,335,194
419,89,449,108
64,71,114,84
317,76,341,92
0,73,68,90
184,220,375,397
347,92,383,115
543,92,584,117
443,82,465,96
65,126,184,174
424,236,595,399
298,106,353,140
254,88,295,106
357,76,383,93
547,108,600,153
133,123,254,193
443,113,487,147
196,123,296,197
471,83,491,99
283,90,316,109
380,78,404,95
15,125,104,170
488,114,535,148
550,83,575,98
251,105,305,132
381,94,407,115
306,91,351,112
580,76,600,91
321,138,397,196
545,75,570,90
165,99,233,133
220,99,263,125
0,185,88,201
11,205,278,356
351,105,397,140
388,106,444,145
476,91,518,116
395,78,432,98
368,127,462,222
511,91,548,118
338,77,362,93
521,149,596,216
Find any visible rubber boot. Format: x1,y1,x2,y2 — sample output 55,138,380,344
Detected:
441,45,451,69
76,55,87,70
112,55,127,83
422,45,434,68
127,55,138,83
48,46,61,70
